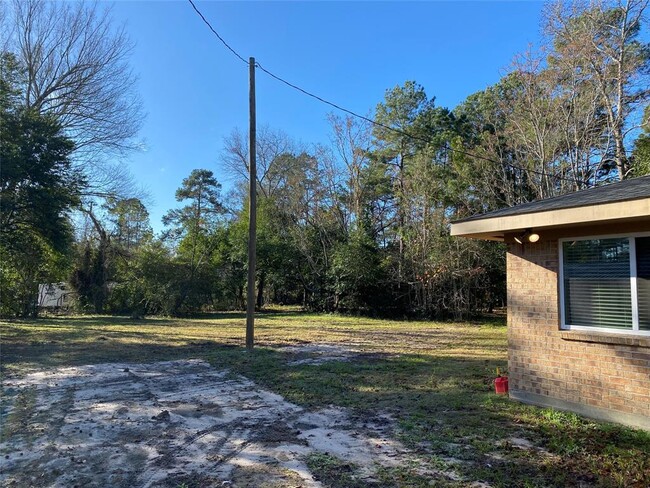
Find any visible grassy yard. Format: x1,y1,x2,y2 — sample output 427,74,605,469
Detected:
2,311,649,487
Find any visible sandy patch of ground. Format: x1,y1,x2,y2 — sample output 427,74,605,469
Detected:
1,359,426,487
279,343,396,367
280,343,363,366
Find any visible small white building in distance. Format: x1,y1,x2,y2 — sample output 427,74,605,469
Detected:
38,283,75,309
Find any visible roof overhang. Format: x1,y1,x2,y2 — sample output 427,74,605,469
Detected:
450,197,650,241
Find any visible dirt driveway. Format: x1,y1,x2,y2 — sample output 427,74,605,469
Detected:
1,359,435,487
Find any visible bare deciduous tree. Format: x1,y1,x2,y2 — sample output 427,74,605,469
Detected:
4,0,143,160
326,113,373,230
505,51,567,199
547,42,610,187
3,0,148,220
545,0,650,179
221,125,305,199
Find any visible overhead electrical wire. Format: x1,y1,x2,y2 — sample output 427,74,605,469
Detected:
187,0,589,186
255,61,512,169
188,0,248,65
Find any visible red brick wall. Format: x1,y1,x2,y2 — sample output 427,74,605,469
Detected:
507,240,650,423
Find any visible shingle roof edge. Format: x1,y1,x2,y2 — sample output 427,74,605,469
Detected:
452,175,650,224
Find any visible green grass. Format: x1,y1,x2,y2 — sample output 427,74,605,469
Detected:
1,311,649,487
306,453,370,488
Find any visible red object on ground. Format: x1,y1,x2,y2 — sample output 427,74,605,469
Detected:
494,376,509,394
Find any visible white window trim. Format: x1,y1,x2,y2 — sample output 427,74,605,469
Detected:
558,231,650,336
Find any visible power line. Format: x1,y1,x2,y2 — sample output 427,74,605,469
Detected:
187,0,588,186
257,60,590,185
187,0,248,65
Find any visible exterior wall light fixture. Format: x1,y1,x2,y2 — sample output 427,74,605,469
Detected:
514,229,540,244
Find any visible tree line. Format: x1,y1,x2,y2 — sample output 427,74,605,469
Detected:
1,0,649,319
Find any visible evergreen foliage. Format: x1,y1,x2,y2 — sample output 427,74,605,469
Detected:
0,53,83,317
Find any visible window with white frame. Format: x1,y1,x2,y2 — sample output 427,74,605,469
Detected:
560,235,650,334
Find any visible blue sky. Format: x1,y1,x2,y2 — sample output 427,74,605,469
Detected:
110,1,544,231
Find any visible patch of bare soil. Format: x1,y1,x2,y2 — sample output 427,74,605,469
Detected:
280,343,394,366
0,360,434,487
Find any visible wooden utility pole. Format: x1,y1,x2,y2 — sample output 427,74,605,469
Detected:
246,57,257,350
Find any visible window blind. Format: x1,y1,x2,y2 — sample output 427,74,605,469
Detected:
562,238,632,329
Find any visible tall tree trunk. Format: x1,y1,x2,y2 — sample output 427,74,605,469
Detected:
84,206,110,314
256,271,265,309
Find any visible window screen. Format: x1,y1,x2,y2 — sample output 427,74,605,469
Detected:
562,238,632,329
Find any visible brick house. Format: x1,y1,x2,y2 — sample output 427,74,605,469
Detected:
451,175,650,430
